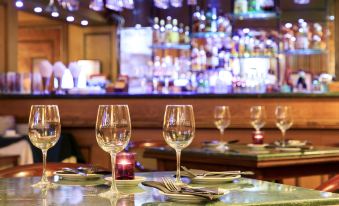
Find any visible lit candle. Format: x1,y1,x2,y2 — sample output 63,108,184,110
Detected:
115,153,135,180
252,131,264,144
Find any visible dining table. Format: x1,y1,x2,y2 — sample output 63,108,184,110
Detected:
144,145,339,183
0,171,339,205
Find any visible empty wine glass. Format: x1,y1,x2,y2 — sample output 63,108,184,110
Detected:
250,106,266,132
214,106,231,143
28,105,61,188
163,105,195,185
275,106,293,147
96,105,131,198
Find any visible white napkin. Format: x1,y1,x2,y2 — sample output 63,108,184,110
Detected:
39,60,53,78
53,61,67,78
0,140,33,165
69,62,81,78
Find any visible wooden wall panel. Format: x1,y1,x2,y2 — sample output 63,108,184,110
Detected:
84,33,112,77
68,25,118,81
18,27,64,73
0,5,5,72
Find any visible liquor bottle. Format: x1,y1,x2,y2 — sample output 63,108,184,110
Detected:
192,6,201,33
159,19,166,44
212,45,219,69
191,43,200,71
211,7,217,32
205,5,213,32
205,42,213,70
165,16,173,44
261,0,275,11
199,46,207,70
184,26,191,44
199,10,206,32
152,17,160,44
234,0,248,14
179,23,185,44
171,19,180,44
248,0,258,12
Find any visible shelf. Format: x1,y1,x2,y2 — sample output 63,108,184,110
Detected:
230,55,277,59
232,11,278,20
150,44,191,50
283,49,327,55
191,32,231,39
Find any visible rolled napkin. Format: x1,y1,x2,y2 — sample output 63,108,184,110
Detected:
142,181,222,200
38,60,53,78
53,61,67,78
181,166,254,178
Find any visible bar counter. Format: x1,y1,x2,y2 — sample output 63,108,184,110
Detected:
0,92,338,169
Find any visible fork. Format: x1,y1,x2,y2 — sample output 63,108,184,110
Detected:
162,177,180,192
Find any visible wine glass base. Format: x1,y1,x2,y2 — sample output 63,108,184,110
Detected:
31,181,57,189
98,190,128,200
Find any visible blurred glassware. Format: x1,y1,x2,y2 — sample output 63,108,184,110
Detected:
89,0,104,11
106,0,123,11
214,106,231,143
170,0,183,7
250,106,266,132
275,106,293,147
122,0,134,9
154,0,169,9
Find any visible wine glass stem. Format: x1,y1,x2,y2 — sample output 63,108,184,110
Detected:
41,149,48,183
220,129,224,142
281,130,286,147
110,152,118,193
175,149,182,184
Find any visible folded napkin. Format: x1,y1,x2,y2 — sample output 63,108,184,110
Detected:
181,167,253,178
142,181,221,200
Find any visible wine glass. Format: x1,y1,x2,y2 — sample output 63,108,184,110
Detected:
214,106,231,143
28,105,61,188
96,105,131,198
275,106,293,147
250,106,266,132
163,105,195,185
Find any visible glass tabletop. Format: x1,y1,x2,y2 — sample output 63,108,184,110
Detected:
0,172,338,206
147,145,339,161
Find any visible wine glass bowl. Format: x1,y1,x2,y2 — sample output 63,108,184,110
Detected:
213,106,231,143
96,105,131,199
250,106,266,132
28,105,61,188
275,106,293,147
163,105,195,185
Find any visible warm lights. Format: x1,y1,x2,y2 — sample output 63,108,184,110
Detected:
81,20,89,26
34,7,43,13
15,0,24,8
66,16,75,22
51,11,59,17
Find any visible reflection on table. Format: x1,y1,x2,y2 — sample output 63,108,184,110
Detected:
0,172,338,205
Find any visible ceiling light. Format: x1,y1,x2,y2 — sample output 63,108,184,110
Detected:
34,7,43,13
81,20,89,26
15,0,24,8
51,11,59,17
66,16,75,22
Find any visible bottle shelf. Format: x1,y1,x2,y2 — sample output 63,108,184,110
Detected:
230,55,277,59
191,32,232,39
150,44,191,50
232,11,278,20
283,49,327,55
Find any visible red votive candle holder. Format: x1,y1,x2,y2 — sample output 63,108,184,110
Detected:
252,131,264,144
115,152,135,180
